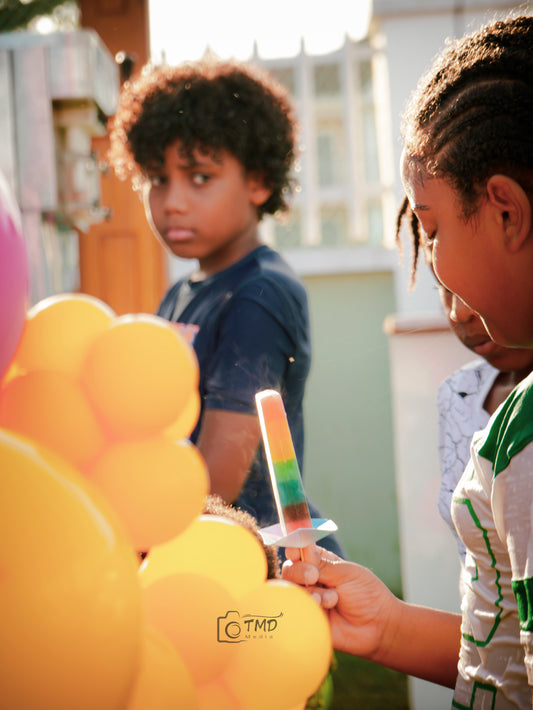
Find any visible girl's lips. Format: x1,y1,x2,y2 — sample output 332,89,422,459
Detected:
471,339,496,357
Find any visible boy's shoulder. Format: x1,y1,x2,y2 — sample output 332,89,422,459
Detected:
235,245,308,305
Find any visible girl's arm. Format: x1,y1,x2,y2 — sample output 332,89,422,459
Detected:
283,545,461,688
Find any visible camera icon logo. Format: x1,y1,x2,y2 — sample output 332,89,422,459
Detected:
217,610,244,643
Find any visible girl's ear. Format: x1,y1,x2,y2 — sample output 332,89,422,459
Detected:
486,175,532,253
247,172,272,208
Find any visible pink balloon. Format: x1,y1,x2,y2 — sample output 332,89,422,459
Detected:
0,171,28,380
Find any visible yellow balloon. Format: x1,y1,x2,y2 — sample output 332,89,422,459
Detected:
139,515,267,598
223,580,332,710
86,438,208,551
0,427,142,710
143,573,238,685
196,678,242,710
13,293,115,377
81,314,199,439
0,370,106,467
126,626,198,710
164,389,201,441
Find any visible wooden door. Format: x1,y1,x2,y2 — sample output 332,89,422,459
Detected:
78,0,168,315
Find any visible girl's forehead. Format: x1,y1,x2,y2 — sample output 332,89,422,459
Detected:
400,153,429,208
400,150,429,184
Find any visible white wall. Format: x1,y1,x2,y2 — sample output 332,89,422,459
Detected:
387,319,474,709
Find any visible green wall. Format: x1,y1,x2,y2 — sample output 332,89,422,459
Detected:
301,270,402,595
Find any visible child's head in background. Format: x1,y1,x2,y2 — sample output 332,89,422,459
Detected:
108,59,297,219
108,59,298,274
203,494,281,580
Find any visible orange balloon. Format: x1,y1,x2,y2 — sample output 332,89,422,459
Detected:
164,389,201,441
139,515,267,598
0,370,105,467
81,314,199,439
0,359,23,387
143,573,238,684
126,626,198,710
86,438,208,551
0,427,142,710
223,580,332,710
13,293,115,377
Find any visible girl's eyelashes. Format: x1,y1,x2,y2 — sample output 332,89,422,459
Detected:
412,213,435,244
419,227,436,245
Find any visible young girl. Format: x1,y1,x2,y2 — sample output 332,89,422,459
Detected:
283,15,533,708
397,198,533,594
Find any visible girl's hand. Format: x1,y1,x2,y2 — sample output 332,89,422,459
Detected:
282,544,398,661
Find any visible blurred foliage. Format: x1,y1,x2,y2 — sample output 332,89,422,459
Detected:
0,0,78,33
330,652,409,709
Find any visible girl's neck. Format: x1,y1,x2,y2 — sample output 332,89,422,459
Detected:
484,368,533,415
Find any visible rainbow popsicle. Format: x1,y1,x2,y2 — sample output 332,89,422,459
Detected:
255,389,313,535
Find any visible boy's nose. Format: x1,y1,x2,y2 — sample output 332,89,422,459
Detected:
164,181,188,213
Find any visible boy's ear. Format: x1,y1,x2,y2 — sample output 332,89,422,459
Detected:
247,172,273,207
486,175,532,253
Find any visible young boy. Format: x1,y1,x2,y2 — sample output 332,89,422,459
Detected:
109,59,344,557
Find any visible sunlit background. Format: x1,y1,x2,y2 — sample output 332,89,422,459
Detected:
149,0,392,256
149,0,372,62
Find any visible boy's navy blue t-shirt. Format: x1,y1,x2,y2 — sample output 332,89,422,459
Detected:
157,244,311,528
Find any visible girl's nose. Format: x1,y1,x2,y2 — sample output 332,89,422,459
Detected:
449,292,475,323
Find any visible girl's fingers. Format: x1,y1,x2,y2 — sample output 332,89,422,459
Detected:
282,557,320,586
311,587,339,609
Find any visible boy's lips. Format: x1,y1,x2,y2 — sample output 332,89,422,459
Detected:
165,227,194,242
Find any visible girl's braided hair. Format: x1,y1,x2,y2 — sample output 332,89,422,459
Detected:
397,14,533,285
108,59,297,219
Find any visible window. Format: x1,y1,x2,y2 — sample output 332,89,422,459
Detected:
256,38,393,253
314,63,340,95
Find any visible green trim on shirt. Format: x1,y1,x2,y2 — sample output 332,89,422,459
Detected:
478,373,533,476
452,680,497,709
512,577,533,631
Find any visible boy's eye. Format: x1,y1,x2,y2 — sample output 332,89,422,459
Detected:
192,173,211,186
147,174,165,187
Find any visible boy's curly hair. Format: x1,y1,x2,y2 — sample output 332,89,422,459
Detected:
108,59,298,219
